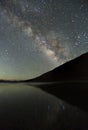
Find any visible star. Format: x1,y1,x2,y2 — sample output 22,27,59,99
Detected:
0,0,88,80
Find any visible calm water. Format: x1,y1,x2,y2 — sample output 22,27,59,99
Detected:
0,83,87,130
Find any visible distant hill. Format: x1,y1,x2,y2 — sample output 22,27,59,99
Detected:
29,52,88,82
0,53,88,112
0,52,88,83
28,53,88,112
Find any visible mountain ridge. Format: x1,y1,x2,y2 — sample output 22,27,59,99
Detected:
0,52,88,83
28,52,88,82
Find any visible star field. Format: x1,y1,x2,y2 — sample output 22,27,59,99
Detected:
0,0,88,80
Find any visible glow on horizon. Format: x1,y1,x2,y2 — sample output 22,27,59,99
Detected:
0,1,88,80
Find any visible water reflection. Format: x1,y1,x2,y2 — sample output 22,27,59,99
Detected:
0,83,87,130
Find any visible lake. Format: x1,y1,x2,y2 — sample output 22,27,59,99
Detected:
0,83,87,130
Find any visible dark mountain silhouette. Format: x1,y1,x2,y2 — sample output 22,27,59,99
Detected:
27,52,88,112
0,52,88,83
0,53,88,112
29,52,88,82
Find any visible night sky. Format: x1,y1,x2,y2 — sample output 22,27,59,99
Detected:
0,0,88,80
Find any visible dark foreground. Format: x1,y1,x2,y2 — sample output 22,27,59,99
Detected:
32,82,88,112
0,83,87,130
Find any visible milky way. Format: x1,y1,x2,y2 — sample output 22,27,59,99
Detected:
0,0,88,80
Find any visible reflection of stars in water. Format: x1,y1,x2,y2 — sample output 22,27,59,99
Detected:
62,105,65,111
48,104,51,111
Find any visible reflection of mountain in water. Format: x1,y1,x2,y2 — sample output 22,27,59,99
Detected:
0,83,87,130
0,53,88,112
0,53,88,129
28,53,88,112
